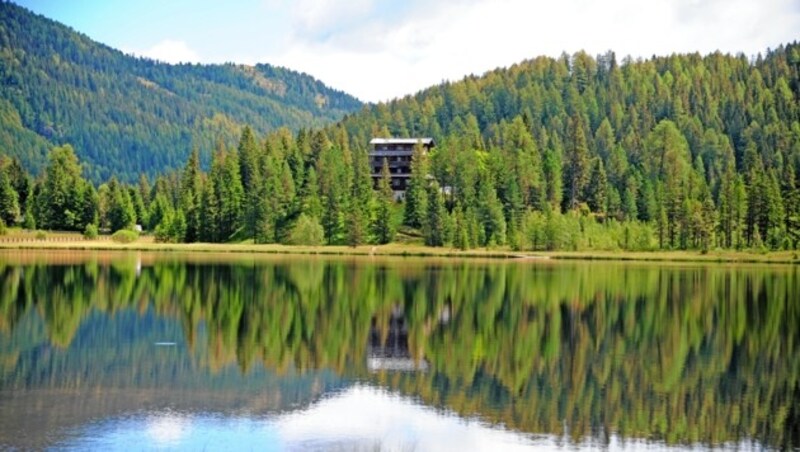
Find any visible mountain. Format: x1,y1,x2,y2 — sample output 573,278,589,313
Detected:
0,1,362,182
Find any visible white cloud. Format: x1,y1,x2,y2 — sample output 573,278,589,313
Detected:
273,385,541,450
265,0,800,102
137,39,201,64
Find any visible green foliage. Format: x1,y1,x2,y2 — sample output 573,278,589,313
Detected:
35,230,46,240
0,165,20,225
2,33,799,253
104,177,136,232
0,217,6,235
0,3,362,182
22,207,35,230
423,180,446,247
403,142,429,228
110,229,139,243
374,158,397,244
83,223,98,240
38,145,95,231
287,213,325,246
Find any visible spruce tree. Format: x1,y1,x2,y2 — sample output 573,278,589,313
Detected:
180,147,202,242
404,141,429,228
0,168,20,226
374,158,396,244
199,179,219,242
424,180,446,247
565,114,590,211
587,158,609,216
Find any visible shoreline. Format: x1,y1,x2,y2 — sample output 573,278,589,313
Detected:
0,239,797,264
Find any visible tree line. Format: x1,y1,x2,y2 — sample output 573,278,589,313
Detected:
2,43,800,251
0,118,797,252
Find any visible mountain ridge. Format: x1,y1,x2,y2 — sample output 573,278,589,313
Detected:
0,1,363,182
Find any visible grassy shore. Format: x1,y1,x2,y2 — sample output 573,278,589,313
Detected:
0,232,798,264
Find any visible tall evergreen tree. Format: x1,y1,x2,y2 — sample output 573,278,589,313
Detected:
374,158,396,244
180,147,202,242
587,158,609,216
40,145,91,231
0,168,20,226
199,178,219,242
424,180,446,247
565,114,590,210
404,141,429,228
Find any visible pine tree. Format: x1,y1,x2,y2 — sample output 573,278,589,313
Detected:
199,179,219,242
212,147,244,241
0,168,20,226
424,180,446,247
622,176,639,221
587,158,608,216
404,141,429,228
301,166,322,220
766,171,785,249
477,173,506,246
4,158,30,214
40,145,89,231
543,143,563,212
179,147,202,241
238,126,259,192
106,177,136,232
733,175,748,249
782,163,800,248
347,148,372,246
374,158,396,244
453,207,470,250
565,114,590,210
138,173,152,207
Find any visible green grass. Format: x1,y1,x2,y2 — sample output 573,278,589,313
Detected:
0,233,797,264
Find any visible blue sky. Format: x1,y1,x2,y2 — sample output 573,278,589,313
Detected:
17,0,800,103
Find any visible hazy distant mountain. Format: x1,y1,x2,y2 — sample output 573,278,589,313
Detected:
0,1,362,182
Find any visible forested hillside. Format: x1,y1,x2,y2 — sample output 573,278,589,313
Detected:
335,45,800,249
0,1,361,182
0,1,798,252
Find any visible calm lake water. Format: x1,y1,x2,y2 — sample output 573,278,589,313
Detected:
0,251,797,450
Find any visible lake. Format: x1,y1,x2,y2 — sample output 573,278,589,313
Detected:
0,250,797,450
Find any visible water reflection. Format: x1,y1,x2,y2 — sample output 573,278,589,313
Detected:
0,251,798,449
61,386,538,451
368,306,429,372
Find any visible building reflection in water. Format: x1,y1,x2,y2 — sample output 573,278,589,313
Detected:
367,303,451,373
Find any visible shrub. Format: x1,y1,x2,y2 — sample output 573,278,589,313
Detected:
0,218,6,235
83,224,99,240
286,214,324,246
23,210,35,230
35,230,46,240
111,229,139,244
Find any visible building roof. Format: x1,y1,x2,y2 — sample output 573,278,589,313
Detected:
370,138,435,146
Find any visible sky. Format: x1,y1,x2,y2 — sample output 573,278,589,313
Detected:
16,0,800,103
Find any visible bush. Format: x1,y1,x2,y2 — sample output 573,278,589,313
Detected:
0,218,6,236
23,210,35,230
83,224,99,240
35,230,46,240
111,229,139,244
286,214,324,246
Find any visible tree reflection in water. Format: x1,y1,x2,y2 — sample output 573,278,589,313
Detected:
0,253,798,448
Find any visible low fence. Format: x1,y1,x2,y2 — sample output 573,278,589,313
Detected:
0,233,112,243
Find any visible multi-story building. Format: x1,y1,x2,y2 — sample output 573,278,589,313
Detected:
369,137,434,198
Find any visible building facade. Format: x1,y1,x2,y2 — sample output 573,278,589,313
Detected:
369,138,434,198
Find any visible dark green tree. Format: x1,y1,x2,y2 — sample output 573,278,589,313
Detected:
404,141,429,228
374,158,396,244
424,180,446,247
